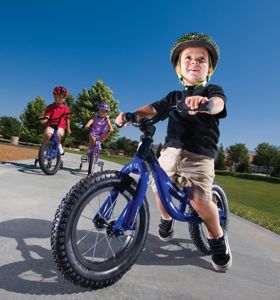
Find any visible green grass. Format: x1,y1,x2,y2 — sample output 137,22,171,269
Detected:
215,173,280,234
99,154,133,165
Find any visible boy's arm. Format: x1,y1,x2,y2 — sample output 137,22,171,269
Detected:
116,105,157,127
40,117,49,124
208,97,225,115
66,118,71,134
133,105,158,119
40,106,51,124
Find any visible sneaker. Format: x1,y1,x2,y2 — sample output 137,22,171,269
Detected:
208,231,232,272
58,143,64,155
158,217,175,241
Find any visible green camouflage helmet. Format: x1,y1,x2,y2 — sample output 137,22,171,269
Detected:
170,32,220,70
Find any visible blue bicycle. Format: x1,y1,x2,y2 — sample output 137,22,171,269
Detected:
36,113,71,175
51,102,229,289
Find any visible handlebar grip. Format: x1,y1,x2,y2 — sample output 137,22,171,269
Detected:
177,99,213,113
116,112,138,128
124,112,137,123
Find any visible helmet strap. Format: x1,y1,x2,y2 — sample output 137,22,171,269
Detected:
178,74,207,90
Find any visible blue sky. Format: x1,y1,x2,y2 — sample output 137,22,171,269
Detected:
0,0,279,150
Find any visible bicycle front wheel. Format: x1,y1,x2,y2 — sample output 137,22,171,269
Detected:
38,141,61,175
188,184,229,255
51,170,150,289
87,149,95,175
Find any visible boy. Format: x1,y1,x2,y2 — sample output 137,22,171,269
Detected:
40,86,71,154
115,32,232,272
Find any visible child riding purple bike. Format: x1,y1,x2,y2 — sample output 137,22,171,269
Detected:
80,103,114,174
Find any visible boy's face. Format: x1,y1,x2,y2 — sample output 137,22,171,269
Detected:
54,94,66,105
175,47,211,86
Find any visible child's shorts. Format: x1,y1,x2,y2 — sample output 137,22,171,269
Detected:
150,147,214,202
45,127,65,137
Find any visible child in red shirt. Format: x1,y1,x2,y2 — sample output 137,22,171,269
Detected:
40,86,71,154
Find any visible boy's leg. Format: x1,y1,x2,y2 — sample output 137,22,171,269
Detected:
150,147,180,241
179,150,232,271
153,191,175,241
43,127,54,144
190,198,222,238
57,128,65,154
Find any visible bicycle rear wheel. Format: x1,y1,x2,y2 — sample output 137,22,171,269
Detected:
188,184,229,254
38,141,61,175
51,171,150,289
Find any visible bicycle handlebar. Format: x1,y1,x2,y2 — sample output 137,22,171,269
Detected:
38,112,72,123
176,99,213,114
119,99,213,129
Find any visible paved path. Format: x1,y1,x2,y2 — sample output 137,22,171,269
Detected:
0,153,279,300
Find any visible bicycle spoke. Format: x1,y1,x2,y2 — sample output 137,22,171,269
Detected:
104,235,116,259
77,228,94,245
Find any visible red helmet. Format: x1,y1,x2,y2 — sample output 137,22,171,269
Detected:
53,86,69,97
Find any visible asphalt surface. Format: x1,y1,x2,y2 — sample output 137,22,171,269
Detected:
0,152,279,300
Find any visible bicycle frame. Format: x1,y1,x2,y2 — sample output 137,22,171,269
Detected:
44,128,59,159
95,117,208,235
88,137,101,163
39,112,71,159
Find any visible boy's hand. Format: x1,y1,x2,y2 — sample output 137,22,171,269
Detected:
115,112,131,127
185,96,209,115
66,128,71,135
39,116,49,124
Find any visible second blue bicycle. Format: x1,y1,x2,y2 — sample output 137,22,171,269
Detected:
37,113,71,175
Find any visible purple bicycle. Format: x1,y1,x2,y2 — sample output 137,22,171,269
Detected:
80,134,104,175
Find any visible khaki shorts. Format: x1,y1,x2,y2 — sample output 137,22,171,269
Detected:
150,147,214,201
45,127,65,137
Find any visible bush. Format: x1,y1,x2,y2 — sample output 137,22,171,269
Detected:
0,116,21,138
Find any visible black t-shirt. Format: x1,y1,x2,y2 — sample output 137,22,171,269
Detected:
151,84,227,159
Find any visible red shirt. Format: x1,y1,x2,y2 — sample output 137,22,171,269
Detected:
44,102,70,129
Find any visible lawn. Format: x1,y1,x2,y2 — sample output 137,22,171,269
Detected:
215,172,280,235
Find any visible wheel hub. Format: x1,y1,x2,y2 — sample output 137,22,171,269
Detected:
106,221,123,237
94,217,107,230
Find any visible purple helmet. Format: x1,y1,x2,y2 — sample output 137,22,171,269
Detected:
98,103,110,111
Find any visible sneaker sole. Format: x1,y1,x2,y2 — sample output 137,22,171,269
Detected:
158,220,175,242
212,250,233,272
158,231,174,242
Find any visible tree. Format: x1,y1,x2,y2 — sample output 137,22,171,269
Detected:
20,96,46,143
0,116,22,138
109,137,138,155
72,80,120,146
271,150,280,177
227,143,249,172
253,143,278,175
215,144,227,170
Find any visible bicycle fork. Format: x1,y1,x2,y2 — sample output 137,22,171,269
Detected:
93,157,148,235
